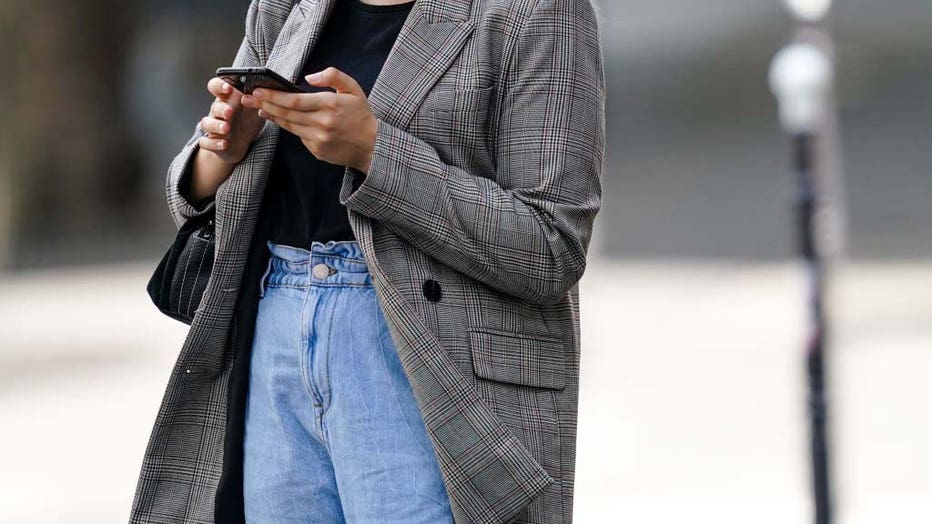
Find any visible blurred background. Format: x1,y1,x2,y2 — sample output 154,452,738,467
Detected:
1,0,930,522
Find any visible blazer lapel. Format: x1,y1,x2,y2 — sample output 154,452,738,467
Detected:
367,0,476,130
213,0,336,225
341,0,476,277
212,0,338,278
264,0,339,87
267,0,476,131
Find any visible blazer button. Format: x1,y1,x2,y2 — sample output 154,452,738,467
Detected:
422,279,442,302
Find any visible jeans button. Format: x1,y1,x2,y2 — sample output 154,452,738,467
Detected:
313,263,332,279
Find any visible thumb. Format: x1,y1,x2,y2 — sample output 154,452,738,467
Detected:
306,67,364,96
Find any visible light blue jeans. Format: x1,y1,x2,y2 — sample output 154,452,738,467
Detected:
242,239,455,523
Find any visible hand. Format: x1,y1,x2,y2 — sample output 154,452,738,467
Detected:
198,77,266,165
240,67,378,173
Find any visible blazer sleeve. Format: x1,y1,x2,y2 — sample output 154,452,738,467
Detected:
165,0,264,229
340,0,606,306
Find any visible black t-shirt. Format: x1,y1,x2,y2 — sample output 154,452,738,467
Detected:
264,0,415,248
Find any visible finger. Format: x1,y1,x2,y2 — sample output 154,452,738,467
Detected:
200,115,231,136
250,88,335,112
306,67,364,96
198,134,228,152
210,99,234,121
259,110,314,137
207,77,236,99
262,105,336,131
254,96,324,125
261,113,331,159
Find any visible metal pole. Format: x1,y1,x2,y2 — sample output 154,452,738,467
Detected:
794,131,832,524
769,1,842,521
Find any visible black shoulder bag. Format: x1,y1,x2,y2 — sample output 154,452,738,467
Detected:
146,209,216,325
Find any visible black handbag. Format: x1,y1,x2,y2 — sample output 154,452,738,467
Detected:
146,209,216,325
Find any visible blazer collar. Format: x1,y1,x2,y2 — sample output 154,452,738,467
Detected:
264,0,476,130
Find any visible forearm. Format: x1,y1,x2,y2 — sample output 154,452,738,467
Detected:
188,147,237,202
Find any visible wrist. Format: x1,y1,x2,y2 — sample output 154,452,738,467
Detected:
205,147,244,167
357,150,373,175
190,148,236,200
353,116,379,174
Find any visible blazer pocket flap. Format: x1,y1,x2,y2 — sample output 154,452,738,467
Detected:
420,85,494,114
468,327,566,390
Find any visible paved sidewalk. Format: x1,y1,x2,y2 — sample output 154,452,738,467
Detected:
0,258,929,523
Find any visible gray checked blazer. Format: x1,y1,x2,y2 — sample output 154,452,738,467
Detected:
131,0,605,522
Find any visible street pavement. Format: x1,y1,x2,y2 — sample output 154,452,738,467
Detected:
0,257,929,523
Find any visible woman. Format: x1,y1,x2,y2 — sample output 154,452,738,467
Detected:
131,0,604,523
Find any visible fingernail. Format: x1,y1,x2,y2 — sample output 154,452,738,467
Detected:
216,140,224,149
242,94,253,104
253,89,265,99
307,72,323,83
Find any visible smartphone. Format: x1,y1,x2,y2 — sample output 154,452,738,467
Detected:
215,66,306,94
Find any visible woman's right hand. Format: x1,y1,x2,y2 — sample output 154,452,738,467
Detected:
198,77,266,165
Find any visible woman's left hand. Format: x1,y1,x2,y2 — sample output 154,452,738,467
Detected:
240,67,378,174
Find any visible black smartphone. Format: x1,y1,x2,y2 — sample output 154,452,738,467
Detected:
215,66,306,94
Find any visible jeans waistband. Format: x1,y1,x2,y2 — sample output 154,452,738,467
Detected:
259,240,372,296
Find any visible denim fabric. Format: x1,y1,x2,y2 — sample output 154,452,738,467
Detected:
243,239,455,523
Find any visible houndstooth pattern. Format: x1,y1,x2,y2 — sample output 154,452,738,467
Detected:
132,0,604,522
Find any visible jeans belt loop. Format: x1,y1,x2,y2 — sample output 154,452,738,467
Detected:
258,255,274,299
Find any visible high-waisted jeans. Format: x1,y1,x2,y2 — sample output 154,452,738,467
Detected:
242,240,455,523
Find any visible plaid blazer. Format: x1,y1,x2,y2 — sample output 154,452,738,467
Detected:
131,0,604,522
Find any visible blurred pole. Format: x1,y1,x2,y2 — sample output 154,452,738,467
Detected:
769,1,844,523
796,128,833,524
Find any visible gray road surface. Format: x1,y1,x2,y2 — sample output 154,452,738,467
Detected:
0,258,929,523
